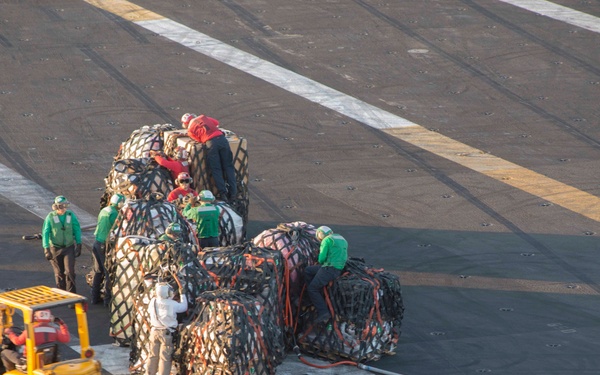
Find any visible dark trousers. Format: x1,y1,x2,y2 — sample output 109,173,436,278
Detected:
91,240,110,304
205,135,237,199
304,265,341,317
49,244,76,293
200,237,219,248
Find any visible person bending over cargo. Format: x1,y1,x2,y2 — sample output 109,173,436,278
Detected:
167,172,198,203
180,113,196,129
184,114,237,202
150,146,190,183
42,195,82,293
91,193,125,306
183,190,220,248
146,283,188,375
304,226,348,324
1,310,70,371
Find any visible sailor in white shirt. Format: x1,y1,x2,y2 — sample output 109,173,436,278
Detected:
146,283,188,375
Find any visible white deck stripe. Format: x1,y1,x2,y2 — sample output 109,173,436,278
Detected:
497,0,600,34
132,17,600,221
138,19,416,130
0,164,96,229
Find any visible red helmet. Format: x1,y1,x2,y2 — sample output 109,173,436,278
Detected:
177,172,191,184
34,310,53,323
181,113,197,128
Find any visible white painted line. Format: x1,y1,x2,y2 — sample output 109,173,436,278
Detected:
0,163,96,243
138,19,417,130
497,0,600,34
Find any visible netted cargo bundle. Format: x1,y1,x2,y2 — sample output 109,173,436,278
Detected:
197,243,286,362
296,258,404,363
107,235,215,348
252,222,320,332
106,236,159,346
177,289,282,375
112,194,196,243
128,243,217,374
128,281,154,373
116,123,177,160
163,129,249,225
216,201,245,245
101,158,174,206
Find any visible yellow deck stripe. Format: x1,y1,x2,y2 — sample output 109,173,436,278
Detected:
395,271,599,295
84,0,163,22
385,127,600,222
83,0,600,223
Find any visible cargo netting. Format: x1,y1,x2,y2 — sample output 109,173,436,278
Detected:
106,195,200,346
177,289,282,375
127,242,217,373
116,123,177,160
216,202,244,246
163,129,249,228
252,221,320,344
296,257,404,362
111,194,196,243
196,243,286,364
181,200,245,247
101,158,174,207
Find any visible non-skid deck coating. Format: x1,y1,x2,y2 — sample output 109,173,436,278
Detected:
1,1,600,374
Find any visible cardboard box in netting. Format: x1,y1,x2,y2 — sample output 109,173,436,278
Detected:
163,129,249,228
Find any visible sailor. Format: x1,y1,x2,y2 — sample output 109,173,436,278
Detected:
91,193,125,305
185,114,237,202
167,172,198,203
183,190,220,248
159,223,183,243
304,226,348,324
146,283,188,375
42,195,82,293
1,310,70,371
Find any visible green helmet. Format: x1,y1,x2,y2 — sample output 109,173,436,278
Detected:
315,226,333,241
110,193,125,207
199,190,215,202
166,222,182,236
54,195,69,205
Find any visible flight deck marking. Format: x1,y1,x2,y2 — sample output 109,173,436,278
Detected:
83,0,600,222
5,1,597,373
497,0,600,34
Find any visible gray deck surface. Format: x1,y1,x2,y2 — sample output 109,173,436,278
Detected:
1,1,600,374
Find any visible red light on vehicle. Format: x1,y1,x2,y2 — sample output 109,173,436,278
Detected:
84,348,94,358
83,302,88,312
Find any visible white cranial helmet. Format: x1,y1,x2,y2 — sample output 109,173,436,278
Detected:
315,226,333,241
156,283,172,299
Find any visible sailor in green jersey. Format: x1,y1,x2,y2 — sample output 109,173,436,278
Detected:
91,193,125,305
304,226,348,324
182,190,220,248
159,222,183,243
42,195,82,293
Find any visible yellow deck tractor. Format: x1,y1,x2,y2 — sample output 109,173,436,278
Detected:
0,286,101,375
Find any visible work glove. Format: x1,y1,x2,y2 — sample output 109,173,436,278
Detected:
53,317,65,326
75,243,82,257
43,248,53,260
